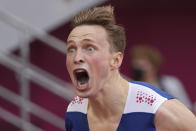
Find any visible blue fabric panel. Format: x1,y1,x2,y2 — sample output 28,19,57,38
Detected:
117,112,156,131
65,112,89,131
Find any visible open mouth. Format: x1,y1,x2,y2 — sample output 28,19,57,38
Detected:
74,69,89,87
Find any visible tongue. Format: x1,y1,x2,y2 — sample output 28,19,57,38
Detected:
76,71,89,85
79,77,88,85
76,73,89,90
77,79,89,91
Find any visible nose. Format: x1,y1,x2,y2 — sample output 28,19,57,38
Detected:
73,49,84,64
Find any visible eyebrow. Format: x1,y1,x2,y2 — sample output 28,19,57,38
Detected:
66,40,75,46
67,38,95,46
82,39,95,43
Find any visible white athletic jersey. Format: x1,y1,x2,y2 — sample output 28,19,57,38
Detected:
65,81,174,131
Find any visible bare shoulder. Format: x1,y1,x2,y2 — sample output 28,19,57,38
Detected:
155,99,196,131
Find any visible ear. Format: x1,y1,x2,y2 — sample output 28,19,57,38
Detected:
110,52,123,70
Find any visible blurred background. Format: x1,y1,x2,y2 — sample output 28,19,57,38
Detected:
0,0,196,131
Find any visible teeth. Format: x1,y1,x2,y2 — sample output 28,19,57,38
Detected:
78,82,87,86
74,69,89,87
75,69,86,73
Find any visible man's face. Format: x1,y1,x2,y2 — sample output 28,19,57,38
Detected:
66,25,114,98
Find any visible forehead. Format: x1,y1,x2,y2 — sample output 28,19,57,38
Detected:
67,25,109,44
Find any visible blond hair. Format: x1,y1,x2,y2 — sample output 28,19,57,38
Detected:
71,5,126,54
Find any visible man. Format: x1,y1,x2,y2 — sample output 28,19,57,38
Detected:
130,44,192,109
65,5,196,131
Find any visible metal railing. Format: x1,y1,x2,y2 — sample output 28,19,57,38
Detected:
0,5,73,131
0,7,66,54
0,53,75,100
0,107,43,131
0,0,106,130
0,86,64,130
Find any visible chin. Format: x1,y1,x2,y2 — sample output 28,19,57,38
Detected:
76,92,91,98
74,87,92,98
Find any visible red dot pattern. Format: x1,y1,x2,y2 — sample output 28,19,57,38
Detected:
71,96,84,106
136,90,156,106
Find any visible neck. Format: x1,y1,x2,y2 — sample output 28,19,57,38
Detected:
88,71,129,119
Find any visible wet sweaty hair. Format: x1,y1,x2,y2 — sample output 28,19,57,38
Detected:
71,5,126,54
